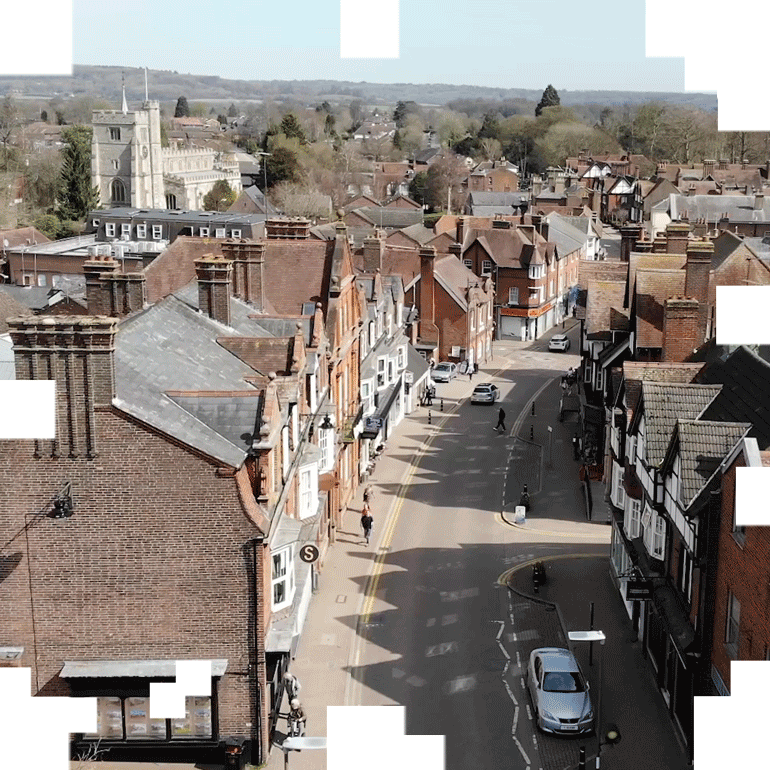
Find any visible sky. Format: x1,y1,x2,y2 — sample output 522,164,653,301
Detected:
69,0,687,92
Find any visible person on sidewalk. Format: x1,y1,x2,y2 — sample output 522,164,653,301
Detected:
495,407,506,433
363,485,374,506
361,510,373,546
283,671,301,703
468,362,474,381
288,699,307,737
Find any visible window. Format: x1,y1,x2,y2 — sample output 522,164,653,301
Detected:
110,178,126,205
612,464,625,509
215,228,226,238
319,427,332,472
387,359,394,383
299,467,313,517
231,229,242,238
725,591,740,658
121,223,131,237
105,222,116,238
111,159,119,170
481,259,492,275
199,227,210,237
651,514,666,559
136,224,147,239
109,127,121,141
152,224,163,240
549,280,554,296
92,218,100,228
397,346,405,370
272,546,294,610
37,274,47,287
508,287,519,305
678,547,694,604
627,499,641,538
377,357,386,387
282,426,290,479
463,259,473,269
83,694,211,741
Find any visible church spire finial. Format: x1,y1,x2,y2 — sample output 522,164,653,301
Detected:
121,73,127,115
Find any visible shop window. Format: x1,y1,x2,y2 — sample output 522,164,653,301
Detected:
83,695,212,741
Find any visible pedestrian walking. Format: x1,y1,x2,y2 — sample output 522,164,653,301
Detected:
361,510,373,546
468,364,474,381
494,407,506,433
572,434,580,460
283,671,301,703
363,485,374,505
288,699,307,737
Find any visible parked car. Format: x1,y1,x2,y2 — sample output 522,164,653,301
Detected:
470,383,499,404
431,362,457,382
549,334,571,352
526,648,594,735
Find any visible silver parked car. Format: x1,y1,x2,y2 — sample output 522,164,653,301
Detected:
526,648,593,735
470,383,499,404
431,362,458,382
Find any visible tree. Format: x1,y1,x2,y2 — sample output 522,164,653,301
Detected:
478,112,501,141
40,109,48,122
32,213,62,239
453,135,482,158
271,182,331,220
217,114,228,125
57,125,99,221
280,113,307,145
479,138,502,161
423,154,467,212
202,180,237,212
324,113,336,136
174,96,190,118
24,148,62,213
228,103,238,118
393,100,420,128
0,96,20,171
408,171,429,207
535,85,561,117
264,146,301,189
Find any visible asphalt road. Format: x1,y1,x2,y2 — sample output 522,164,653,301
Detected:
345,337,588,770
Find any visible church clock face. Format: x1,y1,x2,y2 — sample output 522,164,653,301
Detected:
141,146,149,159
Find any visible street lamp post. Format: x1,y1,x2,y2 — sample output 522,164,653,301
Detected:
568,630,606,770
257,151,272,200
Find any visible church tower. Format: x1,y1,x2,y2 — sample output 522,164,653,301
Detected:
91,88,164,210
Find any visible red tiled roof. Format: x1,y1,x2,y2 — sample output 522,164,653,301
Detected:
585,280,629,338
0,226,51,248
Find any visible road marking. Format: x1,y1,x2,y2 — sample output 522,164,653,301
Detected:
425,641,459,657
441,614,458,626
497,553,610,588
426,617,436,627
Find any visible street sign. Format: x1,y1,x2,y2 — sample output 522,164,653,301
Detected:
626,578,653,601
299,544,319,564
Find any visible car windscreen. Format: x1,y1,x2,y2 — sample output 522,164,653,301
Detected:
543,671,585,693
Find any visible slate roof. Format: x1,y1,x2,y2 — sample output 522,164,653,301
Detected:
114,295,264,466
347,207,423,229
228,185,281,216
674,420,751,507
667,194,770,223
639,382,722,466
634,269,686,348
695,345,770,450
0,284,56,310
414,147,441,164
545,213,589,257
464,226,552,269
585,280,630,338
434,255,480,310
466,191,529,207
621,362,704,419
392,223,437,246
0,289,34,333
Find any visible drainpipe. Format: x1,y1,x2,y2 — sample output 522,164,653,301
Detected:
250,535,266,764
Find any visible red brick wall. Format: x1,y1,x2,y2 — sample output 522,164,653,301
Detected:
0,408,265,740
711,455,770,691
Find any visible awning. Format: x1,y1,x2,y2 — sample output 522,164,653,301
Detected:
60,659,229,679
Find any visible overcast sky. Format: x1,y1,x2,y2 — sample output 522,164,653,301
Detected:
72,0,686,92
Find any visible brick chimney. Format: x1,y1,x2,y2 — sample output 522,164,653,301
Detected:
718,158,728,170
703,159,716,177
105,272,147,317
448,243,462,260
662,297,701,362
754,192,765,211
84,255,119,315
362,230,385,273
634,239,654,254
665,222,691,255
456,216,467,244
222,240,266,311
418,246,439,346
8,316,118,458
685,239,713,340
652,235,668,253
195,255,233,326
620,224,643,262
265,217,311,240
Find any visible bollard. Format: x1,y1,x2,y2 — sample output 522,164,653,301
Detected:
531,401,535,416
441,398,444,412
578,746,586,770
530,425,534,441
428,410,432,425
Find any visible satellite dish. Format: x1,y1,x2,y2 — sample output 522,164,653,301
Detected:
2,240,8,248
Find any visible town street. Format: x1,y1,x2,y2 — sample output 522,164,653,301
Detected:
267,325,688,770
